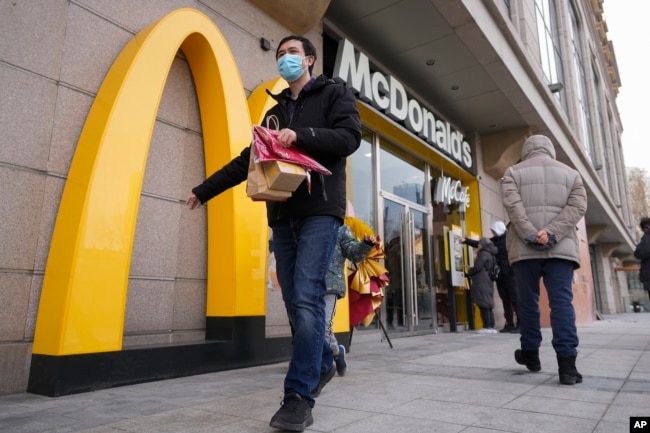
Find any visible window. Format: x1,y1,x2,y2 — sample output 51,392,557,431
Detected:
593,67,618,201
568,1,595,161
378,141,426,206
534,0,565,109
348,128,375,227
502,0,511,19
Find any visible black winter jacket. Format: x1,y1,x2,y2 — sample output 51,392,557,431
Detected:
634,232,650,284
466,234,513,279
192,75,361,225
490,234,514,278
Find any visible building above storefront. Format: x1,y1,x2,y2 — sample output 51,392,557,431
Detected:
324,0,633,259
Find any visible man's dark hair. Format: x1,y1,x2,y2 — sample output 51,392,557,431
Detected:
641,217,650,230
276,35,317,74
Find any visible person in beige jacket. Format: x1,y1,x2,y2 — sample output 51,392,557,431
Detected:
501,134,587,385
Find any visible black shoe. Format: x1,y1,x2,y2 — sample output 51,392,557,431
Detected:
310,363,335,398
557,355,583,385
499,324,515,333
269,393,313,432
514,349,541,372
334,345,347,376
509,326,520,334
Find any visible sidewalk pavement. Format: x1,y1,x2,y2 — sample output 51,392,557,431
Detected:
1,313,649,433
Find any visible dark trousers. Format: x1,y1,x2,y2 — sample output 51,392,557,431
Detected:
513,258,578,357
496,274,518,326
479,307,495,329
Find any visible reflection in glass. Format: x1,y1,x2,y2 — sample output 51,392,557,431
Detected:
383,200,404,329
412,208,432,320
348,129,374,228
379,142,425,205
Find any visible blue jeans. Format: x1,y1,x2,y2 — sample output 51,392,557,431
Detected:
513,259,579,357
272,216,340,405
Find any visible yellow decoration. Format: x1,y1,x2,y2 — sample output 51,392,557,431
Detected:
345,216,390,327
348,256,389,294
344,216,375,240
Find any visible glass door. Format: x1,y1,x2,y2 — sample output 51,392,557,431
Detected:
381,192,433,333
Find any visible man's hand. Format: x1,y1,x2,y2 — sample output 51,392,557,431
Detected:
525,231,557,250
277,128,297,148
186,193,202,210
535,230,549,245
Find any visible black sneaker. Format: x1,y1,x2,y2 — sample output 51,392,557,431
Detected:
310,363,335,398
269,393,313,432
334,345,347,376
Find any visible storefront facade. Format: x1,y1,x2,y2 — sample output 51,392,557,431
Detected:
0,0,635,396
326,37,482,334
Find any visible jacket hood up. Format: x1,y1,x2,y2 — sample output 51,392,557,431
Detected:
521,134,556,161
479,237,498,256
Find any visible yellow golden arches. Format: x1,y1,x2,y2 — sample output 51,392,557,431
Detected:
33,8,268,356
248,77,287,124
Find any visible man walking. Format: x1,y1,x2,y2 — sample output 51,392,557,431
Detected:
501,134,587,385
187,35,361,430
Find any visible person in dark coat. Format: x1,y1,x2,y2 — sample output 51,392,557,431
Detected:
467,237,498,334
187,35,361,431
634,217,650,302
488,221,519,332
463,222,519,332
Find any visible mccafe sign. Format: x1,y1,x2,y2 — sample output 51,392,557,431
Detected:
433,175,470,212
333,39,473,171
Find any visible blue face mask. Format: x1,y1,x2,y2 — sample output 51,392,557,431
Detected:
277,54,306,82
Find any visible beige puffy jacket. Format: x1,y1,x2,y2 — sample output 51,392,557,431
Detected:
501,135,587,268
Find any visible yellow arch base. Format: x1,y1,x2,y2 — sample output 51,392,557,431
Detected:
34,9,267,356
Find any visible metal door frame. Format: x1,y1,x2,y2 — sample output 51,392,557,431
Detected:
380,191,430,332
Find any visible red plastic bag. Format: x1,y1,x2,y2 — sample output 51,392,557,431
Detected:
252,124,331,175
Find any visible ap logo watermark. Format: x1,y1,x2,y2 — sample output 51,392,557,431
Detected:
631,417,650,431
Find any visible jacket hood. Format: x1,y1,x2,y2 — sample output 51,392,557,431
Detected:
521,134,556,161
490,221,506,236
479,237,498,255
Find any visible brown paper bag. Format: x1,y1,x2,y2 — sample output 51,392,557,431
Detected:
262,160,307,191
246,146,292,201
